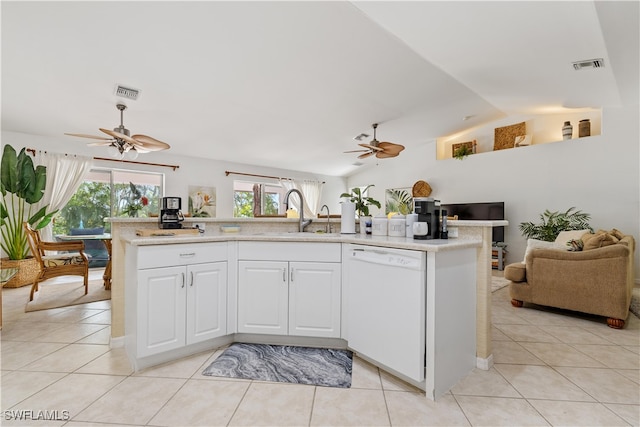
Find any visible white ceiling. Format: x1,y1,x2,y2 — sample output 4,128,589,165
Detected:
2,1,638,177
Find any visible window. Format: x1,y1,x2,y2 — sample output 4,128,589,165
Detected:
233,181,287,218
53,169,164,234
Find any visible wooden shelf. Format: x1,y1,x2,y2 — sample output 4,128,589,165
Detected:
436,110,602,160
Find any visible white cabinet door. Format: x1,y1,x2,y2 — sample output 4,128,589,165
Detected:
289,262,341,338
186,262,227,344
237,260,288,335
137,266,186,357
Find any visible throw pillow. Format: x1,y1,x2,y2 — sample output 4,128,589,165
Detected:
567,239,584,251
583,231,618,250
522,238,567,263
610,228,625,240
554,229,589,247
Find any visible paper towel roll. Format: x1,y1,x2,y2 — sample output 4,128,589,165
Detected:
340,202,356,234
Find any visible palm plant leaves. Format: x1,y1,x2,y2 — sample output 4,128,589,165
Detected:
519,207,592,241
1,145,57,259
385,189,412,215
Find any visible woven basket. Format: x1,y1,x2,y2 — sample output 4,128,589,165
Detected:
1,257,40,288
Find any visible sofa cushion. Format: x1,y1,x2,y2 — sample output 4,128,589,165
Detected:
583,231,619,251
555,229,589,247
609,228,625,240
522,238,567,263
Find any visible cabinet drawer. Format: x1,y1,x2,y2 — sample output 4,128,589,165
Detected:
138,243,227,269
238,242,341,262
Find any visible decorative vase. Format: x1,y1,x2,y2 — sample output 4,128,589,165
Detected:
1,257,40,288
562,121,573,140
579,119,591,137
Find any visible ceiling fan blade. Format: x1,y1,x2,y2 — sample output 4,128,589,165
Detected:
65,132,112,141
132,146,152,154
99,128,140,146
344,149,370,153
87,141,114,147
375,151,399,159
358,151,375,159
358,143,384,152
378,142,405,156
131,134,171,151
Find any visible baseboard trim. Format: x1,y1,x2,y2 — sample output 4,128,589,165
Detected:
476,354,493,370
110,336,125,348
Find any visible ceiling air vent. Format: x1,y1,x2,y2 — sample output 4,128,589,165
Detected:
572,58,604,70
114,85,140,100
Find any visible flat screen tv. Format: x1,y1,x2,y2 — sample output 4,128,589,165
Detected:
441,202,505,243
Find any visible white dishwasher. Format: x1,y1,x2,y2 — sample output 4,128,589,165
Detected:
344,244,426,383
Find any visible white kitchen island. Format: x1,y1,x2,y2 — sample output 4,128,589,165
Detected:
108,217,502,400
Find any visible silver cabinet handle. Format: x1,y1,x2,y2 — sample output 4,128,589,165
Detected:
179,252,196,258
290,269,294,282
181,272,185,288
282,268,286,282
190,271,194,286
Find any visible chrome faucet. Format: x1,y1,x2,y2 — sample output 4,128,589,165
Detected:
284,189,312,232
320,204,331,233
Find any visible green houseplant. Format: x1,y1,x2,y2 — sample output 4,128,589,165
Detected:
340,185,381,217
1,145,57,260
519,207,592,242
453,144,473,160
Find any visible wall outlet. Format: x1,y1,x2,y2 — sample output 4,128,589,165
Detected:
448,227,458,238
194,223,206,232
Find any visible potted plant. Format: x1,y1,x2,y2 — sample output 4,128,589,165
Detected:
340,185,381,217
1,145,58,287
519,207,592,241
453,144,474,160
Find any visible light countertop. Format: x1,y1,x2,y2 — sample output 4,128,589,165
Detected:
120,231,481,253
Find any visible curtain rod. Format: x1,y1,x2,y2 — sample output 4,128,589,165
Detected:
224,170,324,184
26,148,80,158
93,157,179,171
25,149,179,171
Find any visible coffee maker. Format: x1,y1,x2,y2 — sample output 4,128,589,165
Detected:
159,197,185,229
413,197,441,240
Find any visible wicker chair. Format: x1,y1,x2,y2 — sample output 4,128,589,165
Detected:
23,222,89,301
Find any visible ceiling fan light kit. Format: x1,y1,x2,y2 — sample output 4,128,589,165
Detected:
345,123,405,159
65,103,170,159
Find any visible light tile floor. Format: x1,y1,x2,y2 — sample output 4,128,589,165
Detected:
1,269,639,426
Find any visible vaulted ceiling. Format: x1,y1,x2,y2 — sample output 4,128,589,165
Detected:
2,1,638,176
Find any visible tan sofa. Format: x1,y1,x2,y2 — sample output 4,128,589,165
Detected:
505,230,635,328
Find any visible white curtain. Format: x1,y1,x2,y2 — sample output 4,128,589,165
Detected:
280,179,323,218
34,152,94,242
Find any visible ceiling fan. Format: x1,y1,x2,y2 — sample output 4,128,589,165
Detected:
344,123,405,159
65,104,170,160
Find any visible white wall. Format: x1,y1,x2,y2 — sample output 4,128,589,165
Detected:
346,105,640,281
1,131,347,218
3,104,638,280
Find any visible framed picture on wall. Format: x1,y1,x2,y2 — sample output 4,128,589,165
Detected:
188,185,216,217
385,187,413,215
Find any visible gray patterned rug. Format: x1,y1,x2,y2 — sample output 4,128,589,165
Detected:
202,343,353,388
